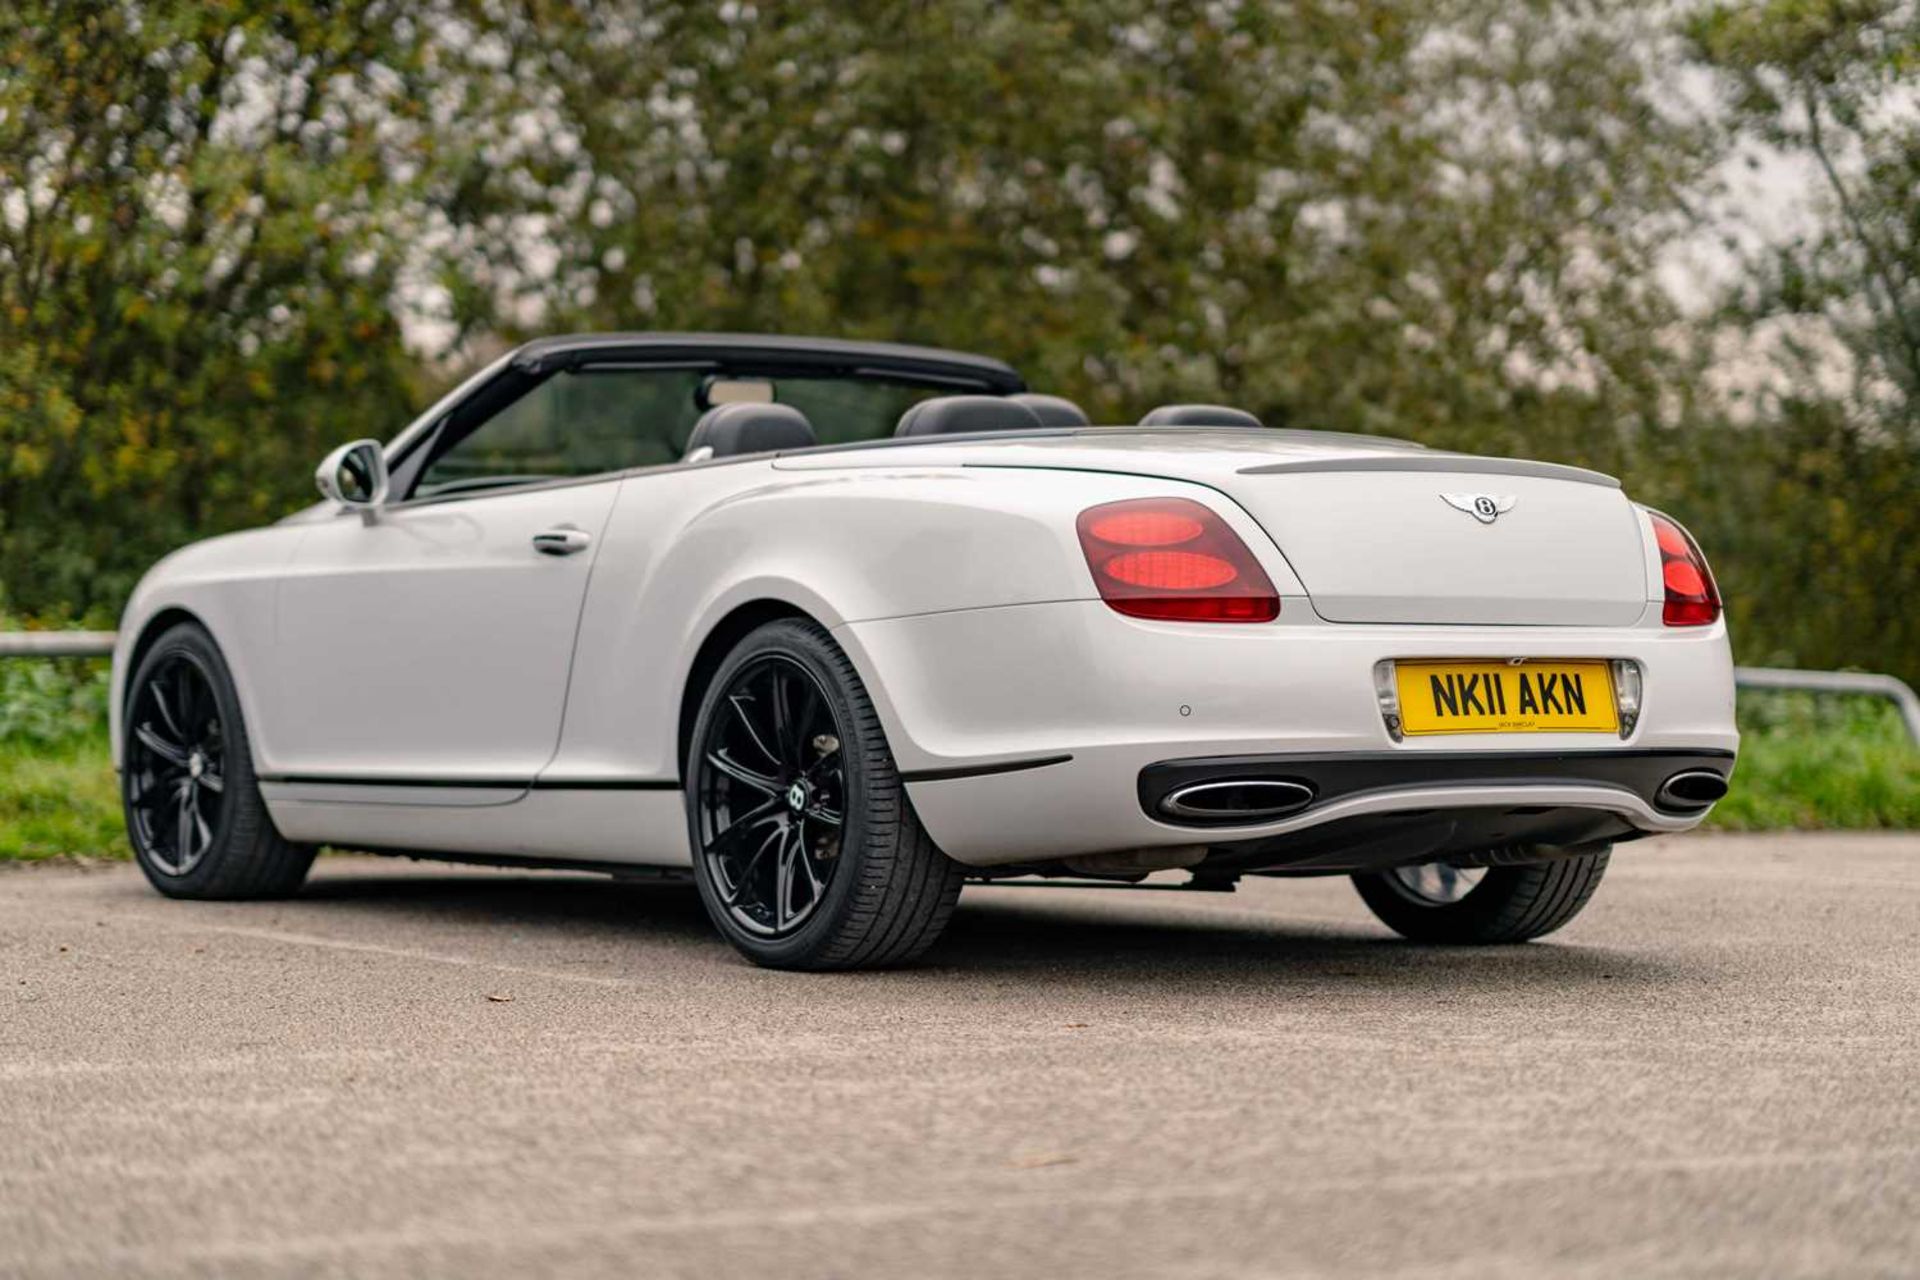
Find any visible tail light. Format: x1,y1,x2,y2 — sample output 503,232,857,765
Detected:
1648,511,1720,627
1076,498,1279,622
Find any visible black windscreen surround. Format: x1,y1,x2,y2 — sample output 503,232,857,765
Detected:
408,364,972,499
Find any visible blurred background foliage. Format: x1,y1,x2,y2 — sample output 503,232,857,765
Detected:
1,0,1916,685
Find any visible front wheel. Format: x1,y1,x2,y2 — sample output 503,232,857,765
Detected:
121,622,316,899
685,619,964,970
1351,848,1611,944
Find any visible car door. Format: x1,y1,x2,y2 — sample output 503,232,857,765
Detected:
262,365,692,790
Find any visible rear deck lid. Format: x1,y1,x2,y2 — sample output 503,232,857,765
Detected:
1226,462,1649,626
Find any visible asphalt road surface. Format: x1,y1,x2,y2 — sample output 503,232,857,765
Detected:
3,833,1916,1279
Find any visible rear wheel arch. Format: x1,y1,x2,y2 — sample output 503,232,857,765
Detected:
678,600,813,777
684,614,963,968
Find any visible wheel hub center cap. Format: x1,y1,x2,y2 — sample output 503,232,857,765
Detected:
188,753,205,780
786,780,810,813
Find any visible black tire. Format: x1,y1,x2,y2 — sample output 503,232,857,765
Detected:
685,618,964,970
121,622,316,899
1351,848,1611,944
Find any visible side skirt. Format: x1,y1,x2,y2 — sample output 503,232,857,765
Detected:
261,785,692,867
342,847,695,882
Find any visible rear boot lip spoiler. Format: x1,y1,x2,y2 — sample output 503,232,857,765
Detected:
1237,454,1621,488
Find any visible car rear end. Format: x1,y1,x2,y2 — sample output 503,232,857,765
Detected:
832,433,1735,875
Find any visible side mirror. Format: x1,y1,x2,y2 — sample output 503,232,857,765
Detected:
315,439,390,512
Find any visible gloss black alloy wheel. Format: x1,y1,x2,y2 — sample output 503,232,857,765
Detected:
695,654,847,938
125,651,227,877
686,619,964,970
121,623,316,899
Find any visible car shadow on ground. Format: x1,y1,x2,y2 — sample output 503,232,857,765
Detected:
261,862,1677,994
932,893,1679,993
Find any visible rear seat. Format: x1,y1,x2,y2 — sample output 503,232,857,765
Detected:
683,403,819,460
1138,404,1263,427
894,396,1045,437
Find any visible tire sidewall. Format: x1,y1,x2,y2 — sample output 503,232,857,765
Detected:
122,624,255,896
1364,867,1514,937
685,621,891,967
1354,849,1610,944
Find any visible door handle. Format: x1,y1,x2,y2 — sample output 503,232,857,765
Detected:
532,525,592,556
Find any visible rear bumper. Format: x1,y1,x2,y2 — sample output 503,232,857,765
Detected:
1137,749,1734,827
1136,748,1733,875
838,600,1738,867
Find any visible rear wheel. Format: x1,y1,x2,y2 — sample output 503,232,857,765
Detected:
121,622,316,899
1351,848,1610,944
685,619,964,970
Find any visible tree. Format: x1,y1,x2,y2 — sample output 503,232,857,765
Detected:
0,1,477,617
1687,0,1920,680
461,0,1717,473
1691,0,1919,421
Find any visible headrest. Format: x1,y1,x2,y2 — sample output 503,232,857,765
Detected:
895,395,1046,438
1009,393,1092,427
684,402,818,459
1138,404,1264,428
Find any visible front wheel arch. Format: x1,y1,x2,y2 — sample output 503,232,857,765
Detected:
116,606,208,767
121,619,315,898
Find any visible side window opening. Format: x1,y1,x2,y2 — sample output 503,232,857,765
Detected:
414,367,705,498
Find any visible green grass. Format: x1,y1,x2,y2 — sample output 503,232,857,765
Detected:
0,648,123,860
0,660,1913,860
0,733,122,861
1707,691,1920,830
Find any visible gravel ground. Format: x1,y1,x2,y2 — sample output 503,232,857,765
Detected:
2,832,1916,1279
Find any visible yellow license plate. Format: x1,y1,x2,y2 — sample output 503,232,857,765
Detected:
1395,660,1618,736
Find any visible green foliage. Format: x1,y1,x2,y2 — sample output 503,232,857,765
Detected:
479,2,1713,474
1709,690,1920,829
0,610,109,746
1683,1,1920,686
0,639,115,859
0,656,109,747
1652,401,1920,679
0,735,120,860
0,1,471,618
1690,0,1919,417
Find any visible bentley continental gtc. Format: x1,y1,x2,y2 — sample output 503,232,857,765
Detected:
112,333,1736,968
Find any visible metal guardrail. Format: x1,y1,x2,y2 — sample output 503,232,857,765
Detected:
0,631,115,658
1732,666,1920,745
3,633,1917,744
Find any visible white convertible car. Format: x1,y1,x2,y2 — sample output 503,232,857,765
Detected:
112,333,1737,968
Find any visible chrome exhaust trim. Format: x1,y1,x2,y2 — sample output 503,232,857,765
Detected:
1654,769,1729,811
1158,779,1316,825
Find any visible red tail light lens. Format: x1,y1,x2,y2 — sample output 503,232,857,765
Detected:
1076,498,1279,622
1649,511,1720,627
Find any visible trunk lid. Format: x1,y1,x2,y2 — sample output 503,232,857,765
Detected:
1223,463,1649,625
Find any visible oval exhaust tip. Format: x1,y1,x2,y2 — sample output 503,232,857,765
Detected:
1159,779,1315,825
1656,770,1729,811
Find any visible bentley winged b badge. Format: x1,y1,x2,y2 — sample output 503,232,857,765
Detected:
1441,492,1517,524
